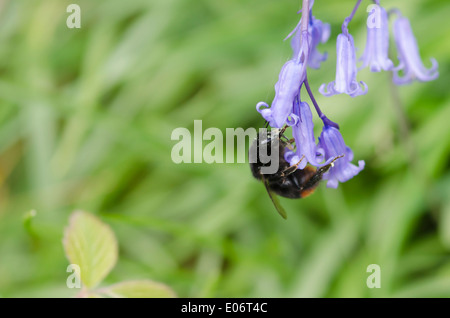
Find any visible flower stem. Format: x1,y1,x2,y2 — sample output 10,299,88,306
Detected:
297,0,310,63
300,0,310,34
389,73,420,167
304,77,340,129
342,0,363,35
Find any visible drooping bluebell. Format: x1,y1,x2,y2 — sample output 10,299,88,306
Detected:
319,33,368,97
360,5,394,72
318,124,365,189
392,13,439,85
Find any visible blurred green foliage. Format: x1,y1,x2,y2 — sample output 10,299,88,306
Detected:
0,0,449,297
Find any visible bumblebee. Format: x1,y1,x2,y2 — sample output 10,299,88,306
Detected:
249,126,342,219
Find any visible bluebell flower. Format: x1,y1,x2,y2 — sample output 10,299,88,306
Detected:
284,99,328,169
319,33,368,97
359,5,394,72
392,14,438,85
318,124,365,188
257,33,309,128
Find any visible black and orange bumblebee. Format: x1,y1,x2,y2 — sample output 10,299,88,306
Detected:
249,126,342,219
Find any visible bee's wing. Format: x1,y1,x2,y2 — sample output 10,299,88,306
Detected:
262,177,287,219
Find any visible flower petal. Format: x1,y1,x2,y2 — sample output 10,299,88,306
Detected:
257,59,306,128
320,33,367,97
360,6,394,72
318,124,364,188
289,101,330,168
392,14,439,85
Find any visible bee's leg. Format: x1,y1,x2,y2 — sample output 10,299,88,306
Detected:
279,124,289,135
278,125,296,150
282,137,296,151
280,155,305,177
298,155,344,198
280,135,294,150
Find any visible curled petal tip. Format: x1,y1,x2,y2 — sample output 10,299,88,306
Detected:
286,113,299,126
319,82,337,97
348,81,368,97
256,102,269,112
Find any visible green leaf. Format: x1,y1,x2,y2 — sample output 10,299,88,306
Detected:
100,280,176,298
63,210,118,289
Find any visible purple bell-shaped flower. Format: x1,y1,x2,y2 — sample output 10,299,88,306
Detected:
392,13,438,85
318,124,365,188
359,5,394,72
319,33,368,97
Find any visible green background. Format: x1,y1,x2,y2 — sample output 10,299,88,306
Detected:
0,0,449,297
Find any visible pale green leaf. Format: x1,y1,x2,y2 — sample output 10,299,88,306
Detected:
100,280,176,298
63,210,118,289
